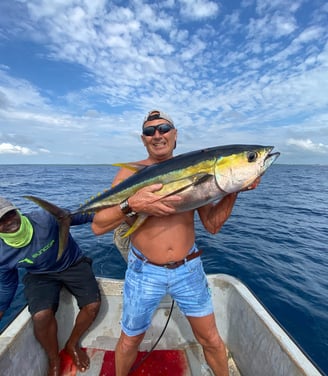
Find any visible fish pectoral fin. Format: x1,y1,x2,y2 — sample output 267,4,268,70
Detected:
122,213,148,238
160,173,213,197
190,173,213,186
112,162,148,173
23,195,71,260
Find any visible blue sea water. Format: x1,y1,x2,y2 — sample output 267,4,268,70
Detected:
0,164,327,374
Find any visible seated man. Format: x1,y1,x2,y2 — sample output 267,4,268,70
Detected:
0,196,101,376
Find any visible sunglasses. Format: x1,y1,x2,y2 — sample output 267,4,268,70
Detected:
142,123,174,137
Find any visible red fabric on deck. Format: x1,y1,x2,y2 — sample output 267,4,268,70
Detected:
59,348,188,376
100,349,188,376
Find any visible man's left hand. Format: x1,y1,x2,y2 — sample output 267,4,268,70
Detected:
242,177,261,191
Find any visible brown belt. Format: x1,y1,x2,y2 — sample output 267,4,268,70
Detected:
132,249,203,269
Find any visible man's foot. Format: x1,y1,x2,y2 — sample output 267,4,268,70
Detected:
64,344,90,372
47,356,60,376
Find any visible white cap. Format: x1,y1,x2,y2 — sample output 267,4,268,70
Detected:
142,110,174,127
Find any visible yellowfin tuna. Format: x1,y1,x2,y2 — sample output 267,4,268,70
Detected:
25,144,280,258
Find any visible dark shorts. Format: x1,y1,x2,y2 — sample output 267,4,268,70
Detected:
23,256,101,316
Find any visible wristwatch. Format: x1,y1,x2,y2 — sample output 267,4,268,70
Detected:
119,199,137,217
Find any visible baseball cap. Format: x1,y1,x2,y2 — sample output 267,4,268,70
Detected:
142,110,174,127
0,197,17,219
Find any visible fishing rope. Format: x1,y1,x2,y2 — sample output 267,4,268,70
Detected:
128,299,175,375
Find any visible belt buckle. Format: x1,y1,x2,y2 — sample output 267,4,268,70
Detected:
164,261,178,269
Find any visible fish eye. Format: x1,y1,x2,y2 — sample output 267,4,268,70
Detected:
247,151,258,163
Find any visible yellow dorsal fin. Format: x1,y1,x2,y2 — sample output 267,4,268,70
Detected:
112,162,147,173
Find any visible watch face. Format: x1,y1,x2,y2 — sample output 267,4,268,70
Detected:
120,199,136,217
119,199,129,212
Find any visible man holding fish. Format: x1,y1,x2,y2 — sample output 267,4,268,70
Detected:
92,110,265,376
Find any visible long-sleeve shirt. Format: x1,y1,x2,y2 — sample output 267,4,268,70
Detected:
0,209,93,312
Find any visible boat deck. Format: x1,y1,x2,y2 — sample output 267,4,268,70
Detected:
55,281,242,375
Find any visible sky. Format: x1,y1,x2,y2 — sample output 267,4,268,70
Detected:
0,0,328,165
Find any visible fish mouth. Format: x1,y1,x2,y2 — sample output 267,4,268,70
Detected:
263,150,280,172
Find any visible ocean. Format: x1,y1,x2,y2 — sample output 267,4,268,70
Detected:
0,164,327,374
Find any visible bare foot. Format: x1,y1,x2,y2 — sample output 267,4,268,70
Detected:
65,344,90,372
48,356,60,376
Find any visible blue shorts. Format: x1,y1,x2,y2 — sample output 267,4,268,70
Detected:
121,245,213,336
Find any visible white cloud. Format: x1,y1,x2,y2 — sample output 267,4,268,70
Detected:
179,0,220,19
0,143,37,155
0,0,327,165
0,71,49,109
286,139,328,153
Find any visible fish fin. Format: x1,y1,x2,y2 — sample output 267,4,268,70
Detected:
23,195,71,261
122,213,148,238
159,173,213,196
112,162,148,173
192,173,213,186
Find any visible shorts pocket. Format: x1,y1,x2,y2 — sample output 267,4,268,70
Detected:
185,255,202,273
128,251,144,273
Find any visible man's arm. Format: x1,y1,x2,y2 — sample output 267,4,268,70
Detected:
198,177,261,234
91,183,181,235
0,269,19,315
198,193,238,234
70,212,94,226
92,166,182,236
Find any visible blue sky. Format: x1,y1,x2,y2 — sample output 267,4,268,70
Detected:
0,0,327,165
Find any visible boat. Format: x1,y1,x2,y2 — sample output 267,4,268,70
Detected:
0,274,323,376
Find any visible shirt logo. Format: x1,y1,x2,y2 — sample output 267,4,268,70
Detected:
18,258,34,264
18,239,55,265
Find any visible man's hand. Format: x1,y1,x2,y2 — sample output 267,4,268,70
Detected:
241,177,261,192
128,184,182,216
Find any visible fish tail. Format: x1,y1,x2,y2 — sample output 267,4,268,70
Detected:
23,195,71,260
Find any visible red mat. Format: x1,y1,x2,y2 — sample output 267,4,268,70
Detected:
59,348,188,376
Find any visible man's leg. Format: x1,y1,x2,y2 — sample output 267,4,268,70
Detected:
188,313,229,376
32,309,60,376
60,257,101,371
65,301,101,372
115,249,166,375
115,331,145,376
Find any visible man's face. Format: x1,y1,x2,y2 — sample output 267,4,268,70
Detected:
0,210,21,233
141,118,177,161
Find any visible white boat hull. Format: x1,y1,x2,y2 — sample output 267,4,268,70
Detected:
0,274,322,375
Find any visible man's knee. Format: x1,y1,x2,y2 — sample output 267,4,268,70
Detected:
192,321,223,349
32,308,55,328
82,301,101,319
116,332,145,354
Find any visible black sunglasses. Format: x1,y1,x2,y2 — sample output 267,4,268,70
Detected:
142,123,175,137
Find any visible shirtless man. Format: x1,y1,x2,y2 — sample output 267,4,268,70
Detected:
92,110,259,376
